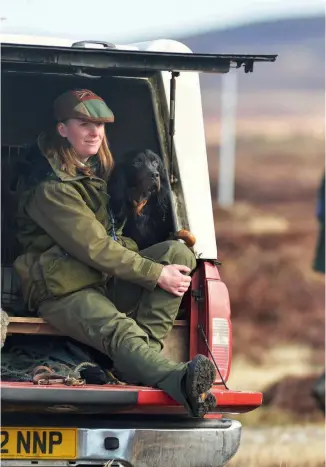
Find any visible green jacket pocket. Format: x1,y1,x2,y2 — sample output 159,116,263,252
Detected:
14,245,107,310
39,245,107,297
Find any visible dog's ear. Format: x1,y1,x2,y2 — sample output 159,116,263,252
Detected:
108,164,129,224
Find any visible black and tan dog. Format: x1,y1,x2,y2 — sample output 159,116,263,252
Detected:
108,149,195,250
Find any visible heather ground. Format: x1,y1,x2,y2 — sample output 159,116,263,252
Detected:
207,135,325,465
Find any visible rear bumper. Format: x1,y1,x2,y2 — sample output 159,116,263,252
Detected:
1,418,242,467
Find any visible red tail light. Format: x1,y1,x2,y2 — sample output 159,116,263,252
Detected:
190,262,232,383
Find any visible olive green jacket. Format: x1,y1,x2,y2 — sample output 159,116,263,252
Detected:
14,145,163,310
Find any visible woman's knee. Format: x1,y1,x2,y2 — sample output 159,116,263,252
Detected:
140,240,196,270
164,240,196,270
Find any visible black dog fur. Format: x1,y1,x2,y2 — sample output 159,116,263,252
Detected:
108,149,173,250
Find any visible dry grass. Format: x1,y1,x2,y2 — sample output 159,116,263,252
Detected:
228,446,325,466
204,120,325,466
208,135,324,204
218,230,324,365
206,137,325,368
228,348,325,426
204,115,325,145
227,425,325,467
233,407,325,427
208,136,325,427
228,345,323,393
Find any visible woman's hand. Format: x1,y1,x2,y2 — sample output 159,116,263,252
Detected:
157,264,192,297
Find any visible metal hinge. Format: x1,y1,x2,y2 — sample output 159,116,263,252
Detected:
191,288,204,302
209,259,222,266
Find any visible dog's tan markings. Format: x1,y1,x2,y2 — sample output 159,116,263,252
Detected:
174,229,196,247
133,199,148,216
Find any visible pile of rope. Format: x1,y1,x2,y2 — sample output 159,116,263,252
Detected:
1,349,124,386
1,344,84,383
0,313,125,386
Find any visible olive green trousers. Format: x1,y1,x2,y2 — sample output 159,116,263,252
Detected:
38,240,196,405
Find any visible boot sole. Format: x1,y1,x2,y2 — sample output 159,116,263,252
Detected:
196,392,217,418
186,354,217,417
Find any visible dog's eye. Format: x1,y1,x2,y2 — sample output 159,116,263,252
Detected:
134,160,142,167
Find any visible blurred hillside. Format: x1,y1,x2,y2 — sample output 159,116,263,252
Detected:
180,16,325,422
177,15,325,142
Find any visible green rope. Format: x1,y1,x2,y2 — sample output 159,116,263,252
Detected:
0,345,89,382
0,314,101,383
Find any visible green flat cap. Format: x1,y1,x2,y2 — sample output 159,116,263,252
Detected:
54,89,114,123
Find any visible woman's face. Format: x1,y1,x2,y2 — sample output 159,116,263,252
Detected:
57,118,105,160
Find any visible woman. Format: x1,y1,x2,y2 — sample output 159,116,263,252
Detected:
14,89,216,417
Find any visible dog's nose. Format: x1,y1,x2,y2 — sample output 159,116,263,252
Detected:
154,172,159,179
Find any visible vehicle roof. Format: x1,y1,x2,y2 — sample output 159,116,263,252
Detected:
0,33,191,52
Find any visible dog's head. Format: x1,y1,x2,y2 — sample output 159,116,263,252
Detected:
123,149,163,208
108,149,169,221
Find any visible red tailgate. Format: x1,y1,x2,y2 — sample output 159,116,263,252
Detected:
137,386,262,414
1,381,262,416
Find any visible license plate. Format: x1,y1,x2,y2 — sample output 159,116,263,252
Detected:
1,428,77,459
